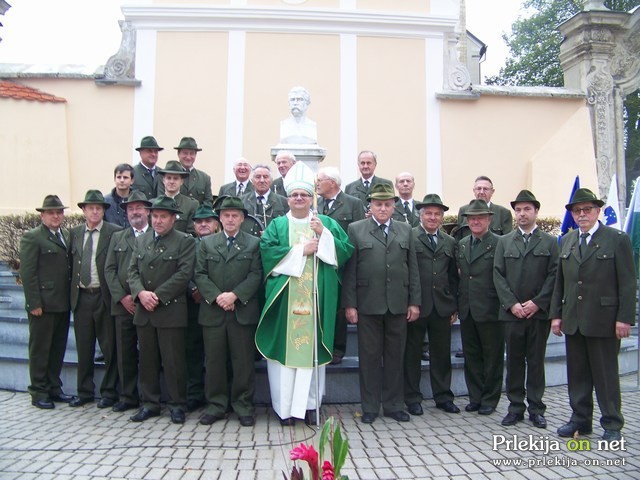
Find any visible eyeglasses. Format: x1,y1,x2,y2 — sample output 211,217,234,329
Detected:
571,206,596,215
289,193,312,199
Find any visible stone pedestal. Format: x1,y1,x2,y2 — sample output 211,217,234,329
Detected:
270,144,327,173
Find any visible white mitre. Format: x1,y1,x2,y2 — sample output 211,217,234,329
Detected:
284,162,315,196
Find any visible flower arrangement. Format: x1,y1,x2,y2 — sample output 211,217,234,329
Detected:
286,416,349,480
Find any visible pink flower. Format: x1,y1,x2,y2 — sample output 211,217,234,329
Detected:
321,460,335,480
290,444,320,480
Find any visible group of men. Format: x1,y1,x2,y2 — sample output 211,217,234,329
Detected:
20,138,635,441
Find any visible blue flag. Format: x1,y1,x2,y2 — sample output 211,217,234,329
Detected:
559,175,580,243
623,177,640,275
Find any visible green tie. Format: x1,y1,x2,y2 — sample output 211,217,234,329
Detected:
80,229,95,286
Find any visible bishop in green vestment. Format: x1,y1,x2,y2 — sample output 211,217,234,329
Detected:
256,163,353,423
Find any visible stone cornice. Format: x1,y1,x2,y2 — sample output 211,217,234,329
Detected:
121,5,458,38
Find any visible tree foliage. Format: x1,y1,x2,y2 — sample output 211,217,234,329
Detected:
486,0,639,199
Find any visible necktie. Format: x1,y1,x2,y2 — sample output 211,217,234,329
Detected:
227,236,235,251
579,232,590,258
257,195,265,216
237,183,244,196
135,229,144,237
428,233,437,250
364,180,370,191
55,231,65,246
523,233,531,244
148,168,155,179
379,223,387,242
471,237,480,253
323,199,333,215
80,229,95,286
403,201,412,222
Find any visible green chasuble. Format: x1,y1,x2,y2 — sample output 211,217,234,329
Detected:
256,214,353,367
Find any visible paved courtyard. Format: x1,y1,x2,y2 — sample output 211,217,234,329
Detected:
0,376,639,480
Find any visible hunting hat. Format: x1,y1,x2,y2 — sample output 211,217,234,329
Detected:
367,183,399,202
135,136,164,151
119,190,152,210
215,196,248,217
510,190,540,210
415,193,449,212
461,199,493,216
148,196,183,215
78,190,110,209
158,160,189,176
192,204,218,220
174,137,202,151
565,187,604,211
36,194,68,212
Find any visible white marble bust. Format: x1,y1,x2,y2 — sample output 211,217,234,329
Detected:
279,86,317,144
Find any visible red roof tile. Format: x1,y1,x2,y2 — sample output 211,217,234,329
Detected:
0,80,66,103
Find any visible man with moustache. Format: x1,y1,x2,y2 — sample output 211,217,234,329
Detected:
271,150,296,195
219,158,254,197
157,160,199,235
454,176,513,240
342,183,421,424
404,194,460,416
456,199,503,416
128,196,196,424
158,137,213,205
257,163,353,426
20,195,73,409
550,188,635,441
131,136,163,199
242,164,289,231
184,204,220,412
391,172,420,227
344,150,393,205
494,190,558,428
195,197,263,426
316,166,365,364
104,190,152,412
69,190,121,408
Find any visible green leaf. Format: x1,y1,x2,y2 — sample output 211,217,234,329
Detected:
318,416,333,463
332,425,349,475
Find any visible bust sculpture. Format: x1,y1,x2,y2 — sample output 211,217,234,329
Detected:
279,86,318,144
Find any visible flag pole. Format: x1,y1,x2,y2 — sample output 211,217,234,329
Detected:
311,181,321,427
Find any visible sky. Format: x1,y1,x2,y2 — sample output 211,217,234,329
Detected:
0,0,526,82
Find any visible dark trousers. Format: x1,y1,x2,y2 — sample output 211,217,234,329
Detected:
28,311,70,401
114,314,139,405
203,320,257,417
565,331,623,430
460,313,504,408
73,290,118,400
333,308,347,358
404,311,454,405
185,296,205,402
505,319,550,415
137,324,186,412
357,312,406,414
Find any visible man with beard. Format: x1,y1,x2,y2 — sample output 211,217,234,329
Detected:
104,190,152,412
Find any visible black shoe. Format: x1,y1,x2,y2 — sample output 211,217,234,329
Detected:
95,353,105,363
97,398,116,409
454,351,465,358
436,401,460,414
602,430,621,441
330,354,343,365
421,351,430,361
170,409,185,424
130,408,159,422
529,413,547,429
361,412,377,424
407,403,423,416
239,416,255,427
501,412,524,426
50,393,73,403
304,410,318,426
186,399,205,412
465,402,480,412
384,410,410,422
69,396,93,407
200,413,223,425
478,406,495,415
557,421,592,437
112,401,138,413
32,398,54,409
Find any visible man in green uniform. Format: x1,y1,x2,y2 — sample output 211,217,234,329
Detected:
344,150,393,205
195,197,263,426
158,137,213,205
219,158,254,197
104,190,152,412
494,190,558,428
128,196,196,424
131,136,163,199
20,195,73,409
550,188,635,441
157,160,199,235
257,162,353,426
